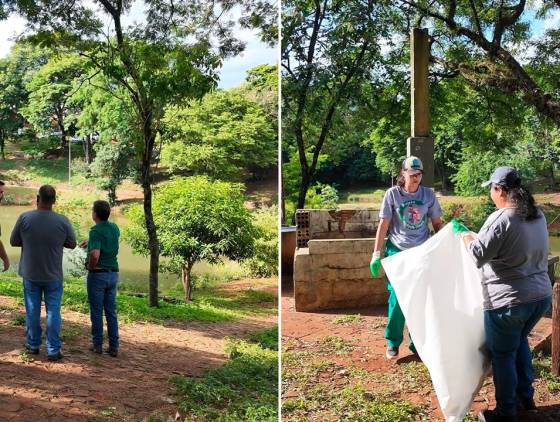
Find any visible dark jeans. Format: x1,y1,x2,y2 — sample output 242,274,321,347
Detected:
87,272,119,350
484,297,552,416
23,279,63,356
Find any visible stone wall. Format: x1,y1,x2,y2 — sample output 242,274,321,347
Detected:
294,238,388,312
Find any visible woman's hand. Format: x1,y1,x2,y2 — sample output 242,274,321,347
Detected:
370,251,383,277
451,218,470,234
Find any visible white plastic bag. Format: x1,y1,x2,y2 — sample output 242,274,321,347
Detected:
381,223,490,422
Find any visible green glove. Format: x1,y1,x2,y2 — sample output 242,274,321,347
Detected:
370,251,382,277
451,218,470,234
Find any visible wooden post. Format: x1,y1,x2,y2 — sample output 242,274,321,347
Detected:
553,282,560,376
407,27,435,188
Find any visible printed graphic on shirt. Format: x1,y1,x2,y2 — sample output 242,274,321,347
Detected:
398,199,426,230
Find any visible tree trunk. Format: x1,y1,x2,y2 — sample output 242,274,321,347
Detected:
297,171,311,210
84,134,93,164
0,129,4,160
108,185,116,206
281,166,286,225
181,264,193,302
140,121,160,307
59,118,67,152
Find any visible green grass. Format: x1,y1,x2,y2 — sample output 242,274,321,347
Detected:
0,158,89,186
319,335,354,354
332,314,362,324
282,382,423,421
0,271,274,323
338,188,386,207
170,328,278,421
9,314,26,326
534,353,560,393
250,326,278,351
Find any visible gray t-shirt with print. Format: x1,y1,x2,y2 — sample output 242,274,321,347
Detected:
467,207,551,311
379,186,442,250
10,209,76,282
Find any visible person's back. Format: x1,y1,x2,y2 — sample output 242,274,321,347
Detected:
88,220,120,271
9,185,76,361
470,207,551,310
83,200,121,357
13,209,76,282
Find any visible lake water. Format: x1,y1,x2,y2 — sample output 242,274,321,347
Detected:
0,205,241,292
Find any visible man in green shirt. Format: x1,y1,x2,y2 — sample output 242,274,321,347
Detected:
80,200,120,357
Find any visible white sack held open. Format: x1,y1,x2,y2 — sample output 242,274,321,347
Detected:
381,223,490,422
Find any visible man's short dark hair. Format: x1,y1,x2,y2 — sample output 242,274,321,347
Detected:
38,185,56,204
93,200,111,221
0,180,5,186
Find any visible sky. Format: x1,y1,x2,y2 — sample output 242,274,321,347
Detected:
0,1,277,89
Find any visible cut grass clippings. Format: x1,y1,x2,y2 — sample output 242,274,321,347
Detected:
170,327,278,421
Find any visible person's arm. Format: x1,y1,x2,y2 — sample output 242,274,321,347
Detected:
63,218,77,249
428,195,444,233
431,217,444,233
0,240,9,271
462,217,505,268
88,249,100,270
10,216,22,247
374,218,390,254
87,228,102,270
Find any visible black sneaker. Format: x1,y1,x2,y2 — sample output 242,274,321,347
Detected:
385,346,398,360
47,351,64,362
89,345,102,354
25,345,39,355
478,409,518,422
517,396,537,411
105,348,118,357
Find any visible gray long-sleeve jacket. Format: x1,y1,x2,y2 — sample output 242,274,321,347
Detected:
467,207,552,310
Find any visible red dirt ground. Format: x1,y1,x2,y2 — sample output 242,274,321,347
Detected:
281,279,560,421
0,288,276,421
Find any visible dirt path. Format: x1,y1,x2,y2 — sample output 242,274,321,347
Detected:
281,284,560,421
0,295,275,421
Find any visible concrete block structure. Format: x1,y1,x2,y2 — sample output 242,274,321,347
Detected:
293,208,387,312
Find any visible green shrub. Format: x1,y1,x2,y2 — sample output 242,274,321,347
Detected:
451,150,537,196
441,199,495,232
243,206,278,278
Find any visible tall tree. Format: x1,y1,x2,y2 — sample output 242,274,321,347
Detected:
282,0,391,209
21,54,86,151
9,0,275,306
161,90,276,180
0,42,50,158
401,0,560,127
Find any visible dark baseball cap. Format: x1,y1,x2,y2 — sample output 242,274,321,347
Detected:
481,166,521,188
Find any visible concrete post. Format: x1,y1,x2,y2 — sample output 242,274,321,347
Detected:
407,27,434,188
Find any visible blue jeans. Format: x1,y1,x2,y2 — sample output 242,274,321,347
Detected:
485,297,552,416
87,272,119,350
23,279,63,356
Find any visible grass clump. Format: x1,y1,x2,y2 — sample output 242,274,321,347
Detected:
250,326,278,351
170,328,278,421
319,335,354,355
332,314,362,325
332,384,422,421
534,353,560,393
